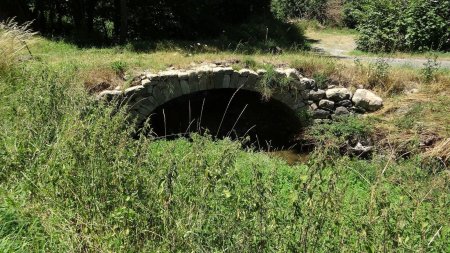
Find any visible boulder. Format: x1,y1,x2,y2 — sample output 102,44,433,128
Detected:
309,89,326,101
352,89,383,112
319,99,335,111
98,90,122,101
335,106,350,116
349,142,373,156
312,109,331,119
300,78,316,89
326,88,352,101
336,99,353,108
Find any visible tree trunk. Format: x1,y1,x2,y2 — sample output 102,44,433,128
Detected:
119,0,128,43
71,0,87,39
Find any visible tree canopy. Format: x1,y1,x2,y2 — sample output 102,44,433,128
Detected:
0,0,272,44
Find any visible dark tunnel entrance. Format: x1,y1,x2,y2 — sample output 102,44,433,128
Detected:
148,89,303,150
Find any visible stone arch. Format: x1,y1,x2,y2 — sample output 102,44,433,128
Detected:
99,65,314,127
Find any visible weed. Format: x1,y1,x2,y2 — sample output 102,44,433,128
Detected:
312,72,328,89
110,60,128,76
257,64,293,100
242,56,258,69
421,55,441,83
394,103,424,130
367,58,391,89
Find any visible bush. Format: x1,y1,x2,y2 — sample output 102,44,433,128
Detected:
342,0,369,28
271,0,329,22
403,0,450,51
356,0,450,52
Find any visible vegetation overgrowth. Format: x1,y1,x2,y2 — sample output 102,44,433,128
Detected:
1,17,450,252
354,0,450,52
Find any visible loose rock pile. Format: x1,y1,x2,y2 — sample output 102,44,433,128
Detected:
98,63,383,125
307,85,383,122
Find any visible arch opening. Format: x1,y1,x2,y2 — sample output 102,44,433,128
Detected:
146,89,302,150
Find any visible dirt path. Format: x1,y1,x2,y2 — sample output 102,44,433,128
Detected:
306,30,450,69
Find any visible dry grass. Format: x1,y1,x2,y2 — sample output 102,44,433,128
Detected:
82,68,124,94
0,19,36,72
425,138,450,164
305,28,357,55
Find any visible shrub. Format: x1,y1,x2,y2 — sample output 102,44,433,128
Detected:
356,0,450,52
367,58,391,90
403,0,450,51
421,55,441,83
342,0,369,28
271,0,329,22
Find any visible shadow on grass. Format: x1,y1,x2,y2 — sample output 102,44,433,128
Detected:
45,16,309,54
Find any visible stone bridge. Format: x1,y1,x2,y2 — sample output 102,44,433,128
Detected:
98,64,383,127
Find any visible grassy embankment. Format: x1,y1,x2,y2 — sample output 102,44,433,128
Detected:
1,23,449,252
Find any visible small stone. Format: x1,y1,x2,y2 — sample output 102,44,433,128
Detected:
310,103,318,111
314,119,332,124
336,100,353,108
257,69,267,76
178,72,189,79
349,142,373,156
352,89,383,112
141,78,151,86
284,68,301,80
312,109,331,119
319,99,335,111
97,90,122,100
351,106,366,114
326,88,352,101
146,73,160,81
335,106,350,116
300,78,316,89
309,89,326,101
238,69,251,77
124,85,145,96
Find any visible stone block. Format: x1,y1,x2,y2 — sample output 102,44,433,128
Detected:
180,80,190,94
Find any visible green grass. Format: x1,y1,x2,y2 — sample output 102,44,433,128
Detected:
0,60,449,252
350,49,450,60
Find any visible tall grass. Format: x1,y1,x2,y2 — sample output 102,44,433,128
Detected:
0,19,36,73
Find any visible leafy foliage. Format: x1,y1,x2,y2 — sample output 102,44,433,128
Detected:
341,0,369,28
271,0,329,22
355,0,450,52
